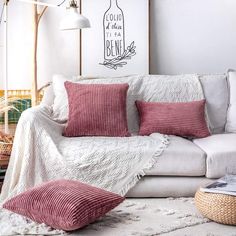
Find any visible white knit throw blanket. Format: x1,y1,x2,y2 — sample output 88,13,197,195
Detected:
0,74,204,235
1,106,169,203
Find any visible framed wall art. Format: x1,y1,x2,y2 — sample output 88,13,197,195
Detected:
80,0,150,77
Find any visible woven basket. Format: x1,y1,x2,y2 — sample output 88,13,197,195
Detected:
0,182,3,192
195,190,236,225
0,141,13,156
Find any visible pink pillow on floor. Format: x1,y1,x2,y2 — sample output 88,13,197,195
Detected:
136,100,210,138
64,82,130,137
3,180,125,231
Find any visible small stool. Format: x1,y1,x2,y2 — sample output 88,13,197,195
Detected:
195,190,236,225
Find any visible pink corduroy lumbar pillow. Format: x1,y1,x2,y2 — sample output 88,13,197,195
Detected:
136,100,210,138
3,180,125,231
63,82,130,137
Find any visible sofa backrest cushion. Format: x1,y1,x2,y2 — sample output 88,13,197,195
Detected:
225,70,236,133
199,74,229,134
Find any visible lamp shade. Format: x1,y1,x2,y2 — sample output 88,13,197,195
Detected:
60,8,91,30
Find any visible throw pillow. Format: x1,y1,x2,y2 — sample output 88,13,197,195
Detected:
52,74,79,121
64,82,130,137
51,74,143,134
136,100,210,138
3,179,125,231
225,69,236,133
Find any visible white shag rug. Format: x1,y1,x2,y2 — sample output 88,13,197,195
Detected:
0,198,236,236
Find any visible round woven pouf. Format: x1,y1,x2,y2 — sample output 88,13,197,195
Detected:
195,190,236,225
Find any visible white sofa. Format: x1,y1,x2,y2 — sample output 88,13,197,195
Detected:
42,72,236,197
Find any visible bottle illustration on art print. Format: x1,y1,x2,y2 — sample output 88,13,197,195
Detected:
100,0,136,70
104,0,125,60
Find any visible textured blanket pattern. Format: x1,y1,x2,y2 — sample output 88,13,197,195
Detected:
0,106,169,203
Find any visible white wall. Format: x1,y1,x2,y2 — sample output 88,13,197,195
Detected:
0,1,79,89
1,0,236,89
150,0,236,74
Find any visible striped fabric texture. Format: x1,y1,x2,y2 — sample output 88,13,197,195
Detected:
3,180,124,231
63,82,130,137
136,100,210,138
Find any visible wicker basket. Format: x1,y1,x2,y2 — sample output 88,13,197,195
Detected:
0,182,3,193
195,190,236,225
0,141,13,156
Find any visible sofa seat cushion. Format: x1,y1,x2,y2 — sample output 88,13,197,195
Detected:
194,134,236,178
145,136,206,176
127,176,213,198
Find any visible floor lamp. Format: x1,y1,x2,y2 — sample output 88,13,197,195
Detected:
1,0,90,134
